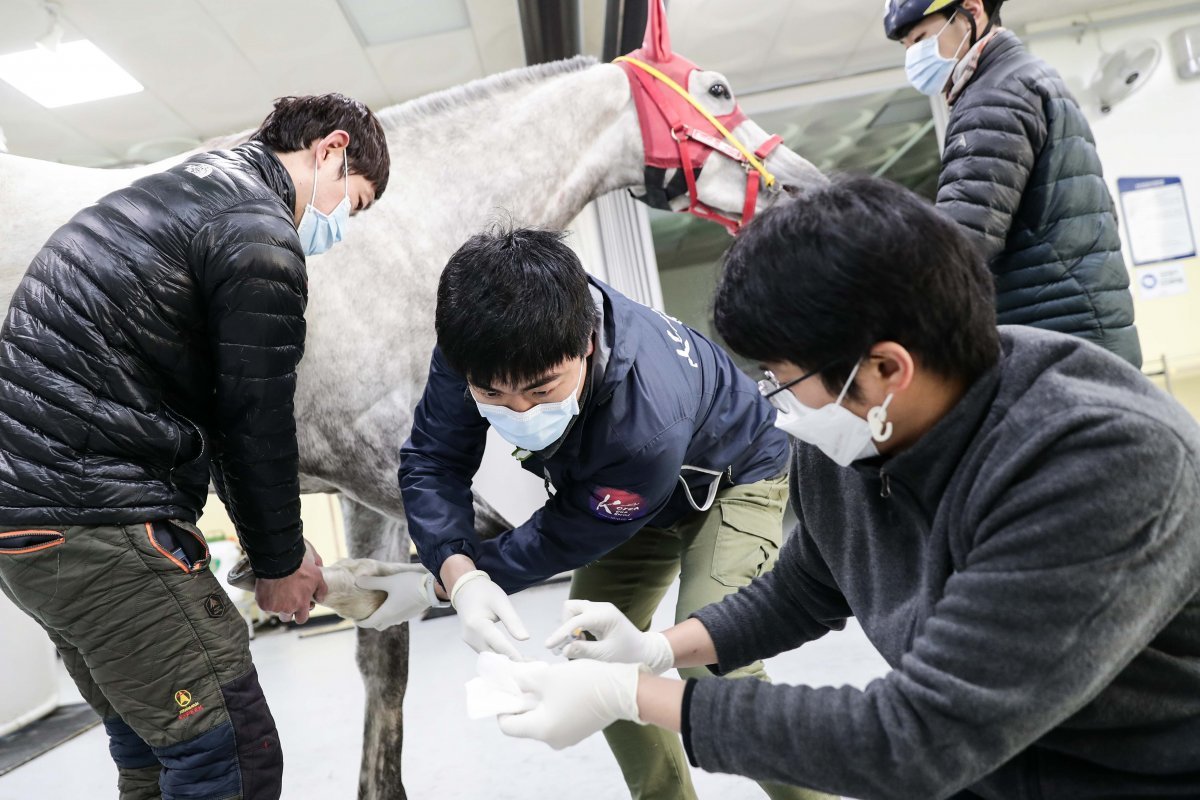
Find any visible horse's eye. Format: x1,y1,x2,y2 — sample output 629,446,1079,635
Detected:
708,83,731,101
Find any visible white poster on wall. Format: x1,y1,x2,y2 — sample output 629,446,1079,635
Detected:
1118,177,1197,266
1136,263,1189,300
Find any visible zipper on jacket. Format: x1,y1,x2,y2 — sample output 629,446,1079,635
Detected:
165,406,207,470
879,471,892,499
543,468,556,498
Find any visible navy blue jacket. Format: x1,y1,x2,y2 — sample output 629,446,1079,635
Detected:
399,279,789,593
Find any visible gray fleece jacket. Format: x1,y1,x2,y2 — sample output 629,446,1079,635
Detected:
687,326,1200,800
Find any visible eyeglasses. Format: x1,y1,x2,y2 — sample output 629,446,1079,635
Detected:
757,367,825,411
757,359,854,411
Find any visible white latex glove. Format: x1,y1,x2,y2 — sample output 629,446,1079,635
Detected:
496,659,644,750
546,600,675,675
450,570,530,660
354,566,434,630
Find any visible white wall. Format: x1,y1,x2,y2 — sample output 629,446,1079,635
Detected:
1028,6,1200,413
0,595,57,735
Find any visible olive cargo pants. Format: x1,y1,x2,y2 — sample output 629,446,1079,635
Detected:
0,521,282,800
570,476,835,800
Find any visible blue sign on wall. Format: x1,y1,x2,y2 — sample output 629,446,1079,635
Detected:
1117,177,1197,266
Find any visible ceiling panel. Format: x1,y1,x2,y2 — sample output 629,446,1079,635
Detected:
0,80,116,164
57,0,260,136
53,92,194,161
667,0,1158,93
200,0,391,105
0,0,1182,167
338,0,471,46
0,0,60,54
758,6,876,88
465,0,525,76
367,28,485,103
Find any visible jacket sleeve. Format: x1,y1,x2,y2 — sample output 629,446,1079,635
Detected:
936,83,1047,262
691,519,851,673
684,413,1200,800
399,347,490,580
192,203,308,579
474,419,692,594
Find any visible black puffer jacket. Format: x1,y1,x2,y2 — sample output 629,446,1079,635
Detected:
0,142,308,577
938,31,1142,367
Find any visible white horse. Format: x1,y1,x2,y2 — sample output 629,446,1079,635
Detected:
0,47,824,800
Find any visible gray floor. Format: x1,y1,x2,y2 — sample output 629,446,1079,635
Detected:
0,580,889,800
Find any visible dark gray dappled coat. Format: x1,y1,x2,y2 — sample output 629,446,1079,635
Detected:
0,142,309,577
938,31,1142,367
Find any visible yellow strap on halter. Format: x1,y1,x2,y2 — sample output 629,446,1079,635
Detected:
614,55,776,189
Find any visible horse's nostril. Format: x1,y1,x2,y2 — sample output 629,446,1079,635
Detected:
782,184,803,198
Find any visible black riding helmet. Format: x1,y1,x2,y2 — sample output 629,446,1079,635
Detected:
883,0,1004,42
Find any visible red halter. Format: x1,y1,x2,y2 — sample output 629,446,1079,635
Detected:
616,53,784,235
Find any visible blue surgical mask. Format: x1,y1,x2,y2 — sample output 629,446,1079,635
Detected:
297,150,350,257
475,361,586,453
905,12,969,97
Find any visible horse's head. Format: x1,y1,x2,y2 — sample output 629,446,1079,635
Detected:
617,1,825,235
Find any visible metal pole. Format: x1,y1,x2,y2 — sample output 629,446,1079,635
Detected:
603,0,651,61
518,0,582,65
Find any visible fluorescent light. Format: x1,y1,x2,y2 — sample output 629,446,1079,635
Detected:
0,39,143,108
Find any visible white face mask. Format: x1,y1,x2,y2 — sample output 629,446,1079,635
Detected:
769,362,894,467
904,11,970,97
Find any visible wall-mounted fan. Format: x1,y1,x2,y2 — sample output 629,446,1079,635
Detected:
1089,39,1162,114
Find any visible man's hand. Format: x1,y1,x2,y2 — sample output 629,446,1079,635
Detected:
450,569,530,660
355,566,434,630
496,659,644,750
546,600,675,674
255,550,328,625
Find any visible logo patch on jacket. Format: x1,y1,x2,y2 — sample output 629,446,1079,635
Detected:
203,593,226,618
589,488,648,521
184,164,213,178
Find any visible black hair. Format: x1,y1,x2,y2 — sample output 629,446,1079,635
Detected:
436,227,599,388
251,93,390,198
713,175,999,397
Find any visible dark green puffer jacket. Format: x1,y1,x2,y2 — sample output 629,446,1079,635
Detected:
937,31,1142,367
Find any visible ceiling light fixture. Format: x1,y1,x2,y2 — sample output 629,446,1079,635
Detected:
0,40,143,108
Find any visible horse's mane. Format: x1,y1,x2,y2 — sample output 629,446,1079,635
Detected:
198,55,599,152
376,55,597,127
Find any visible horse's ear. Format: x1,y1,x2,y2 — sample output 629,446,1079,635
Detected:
643,0,672,61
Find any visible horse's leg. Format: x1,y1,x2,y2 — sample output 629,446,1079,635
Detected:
341,489,510,800
341,496,410,800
